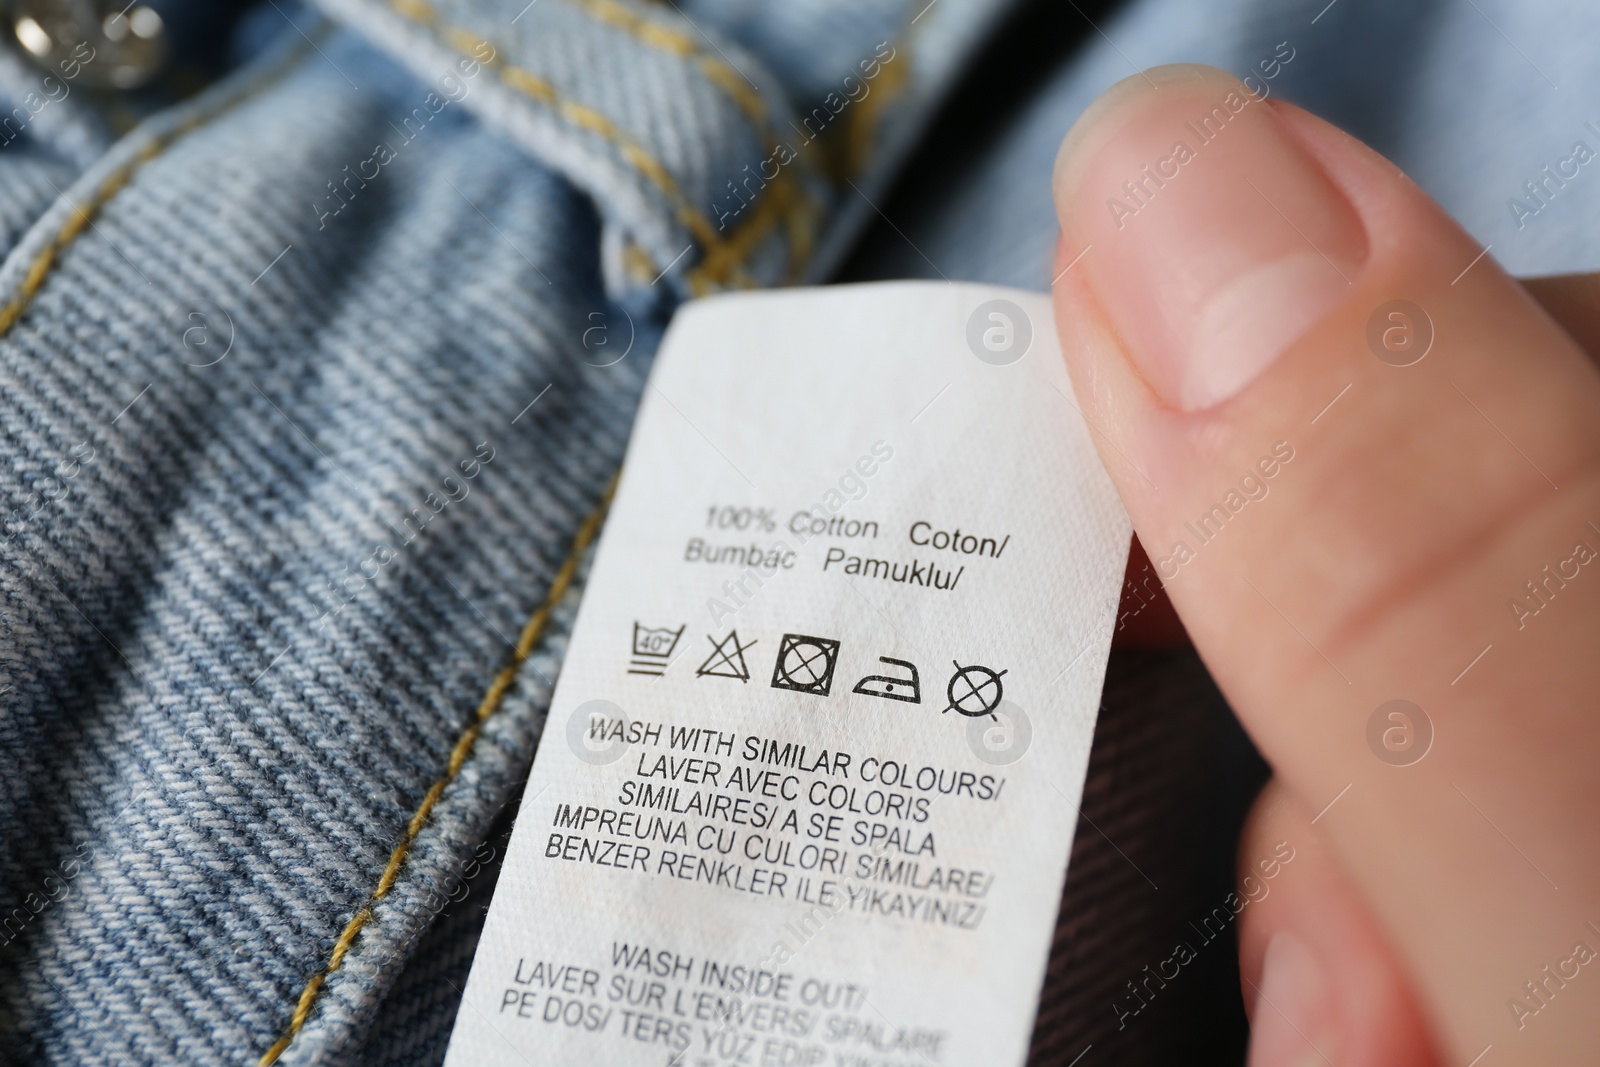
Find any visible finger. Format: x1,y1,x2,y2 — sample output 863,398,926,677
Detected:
1522,272,1600,361
1110,269,1600,650
1237,778,1439,1067
1111,269,1600,649
1052,65,1600,1063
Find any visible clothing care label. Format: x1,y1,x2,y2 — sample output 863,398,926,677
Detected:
445,283,1131,1067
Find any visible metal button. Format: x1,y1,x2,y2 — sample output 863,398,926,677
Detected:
10,0,168,89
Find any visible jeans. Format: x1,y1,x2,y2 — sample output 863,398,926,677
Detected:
1,0,1596,1064
0,0,1007,1063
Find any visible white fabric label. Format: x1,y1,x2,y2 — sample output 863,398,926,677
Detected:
444,282,1130,1067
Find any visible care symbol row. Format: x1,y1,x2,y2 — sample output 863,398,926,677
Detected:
627,622,1006,718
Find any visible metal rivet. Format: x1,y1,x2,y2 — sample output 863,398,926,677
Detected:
9,0,169,90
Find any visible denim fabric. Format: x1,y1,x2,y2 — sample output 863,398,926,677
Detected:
0,0,1007,1064
0,38,115,262
0,23,631,1063
849,0,1600,289
6,0,1596,1065
310,0,1005,291
0,43,111,171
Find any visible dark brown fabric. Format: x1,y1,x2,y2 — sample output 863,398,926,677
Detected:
1027,649,1267,1065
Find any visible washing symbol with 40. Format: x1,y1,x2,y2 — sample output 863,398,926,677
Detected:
627,622,684,676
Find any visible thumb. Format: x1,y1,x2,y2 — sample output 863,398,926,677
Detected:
1236,778,1441,1067
1051,65,1600,1064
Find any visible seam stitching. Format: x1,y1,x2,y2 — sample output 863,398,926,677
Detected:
561,0,828,263
258,477,617,1066
565,0,765,123
387,0,799,289
0,37,317,335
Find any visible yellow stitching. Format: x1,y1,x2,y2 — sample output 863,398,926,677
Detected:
565,0,765,122
390,0,434,19
516,0,778,164
393,0,746,276
259,478,618,1066
387,0,794,289
689,171,811,293
440,22,492,61
0,38,316,336
621,241,657,285
508,64,746,259
691,37,910,286
498,64,556,105
841,46,909,181
686,36,908,286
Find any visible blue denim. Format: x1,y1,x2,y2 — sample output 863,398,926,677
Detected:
850,0,1600,289
0,0,1004,1063
1,0,1597,1065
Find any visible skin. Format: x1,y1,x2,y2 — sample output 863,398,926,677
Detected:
1050,65,1600,1065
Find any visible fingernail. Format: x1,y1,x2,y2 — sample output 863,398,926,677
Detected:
1247,932,1337,1067
1053,64,1367,411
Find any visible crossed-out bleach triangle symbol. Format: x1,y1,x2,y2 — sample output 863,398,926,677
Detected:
696,630,756,682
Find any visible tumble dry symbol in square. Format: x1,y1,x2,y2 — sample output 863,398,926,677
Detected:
770,633,840,696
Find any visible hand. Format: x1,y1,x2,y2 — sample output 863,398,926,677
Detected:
1051,65,1600,1066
